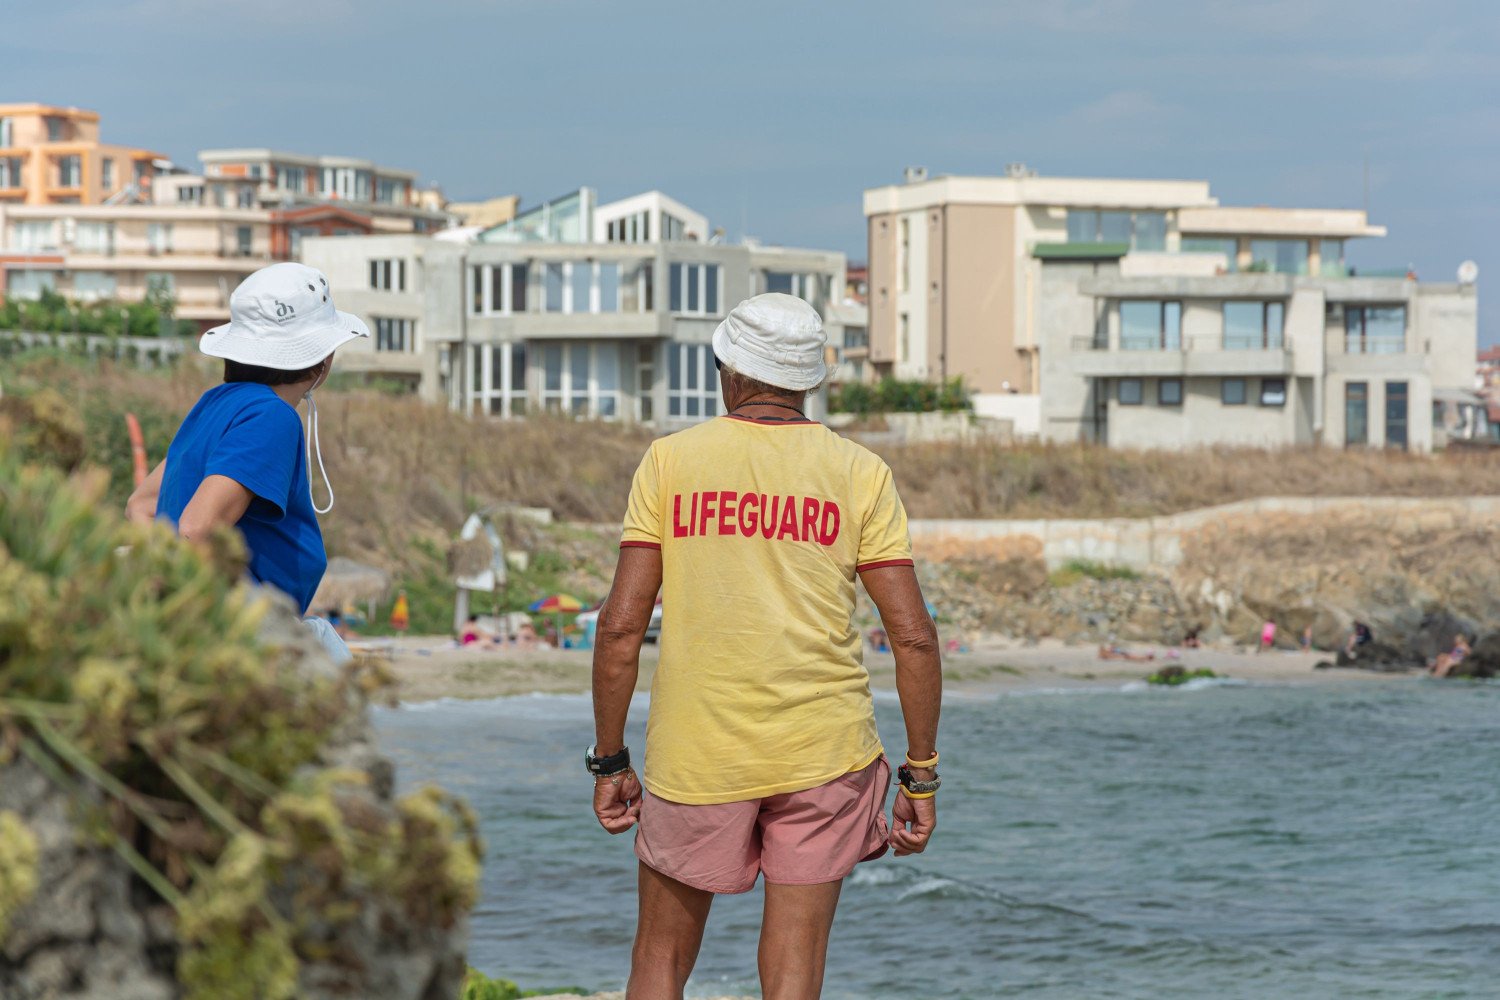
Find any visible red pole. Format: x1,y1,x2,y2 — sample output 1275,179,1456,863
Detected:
125,412,148,486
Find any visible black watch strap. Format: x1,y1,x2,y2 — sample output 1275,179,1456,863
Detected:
586,744,631,777
897,763,941,795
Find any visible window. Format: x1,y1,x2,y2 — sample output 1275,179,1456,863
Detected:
101,158,115,191
235,226,253,256
1260,378,1287,407
0,117,10,147
56,155,81,188
667,343,721,420
6,269,58,300
598,262,620,312
470,262,531,315
899,218,910,291
1344,306,1405,354
845,325,869,350
763,272,826,307
1158,378,1182,406
1345,382,1369,446
145,272,175,297
74,221,114,254
668,263,721,315
606,211,651,243
376,177,406,205
146,222,173,254
1223,301,1285,350
544,263,565,312
177,184,204,204
1248,239,1308,275
1181,236,1237,271
0,157,22,188
1119,300,1181,350
570,260,592,313
1118,378,1144,405
537,342,627,419
374,317,415,352
472,343,528,417
1320,238,1346,276
46,117,63,141
1386,381,1408,450
662,213,685,241
237,186,256,209
1222,378,1247,405
280,166,307,192
14,221,56,251
72,271,116,301
899,313,910,362
369,259,406,291
1067,209,1168,250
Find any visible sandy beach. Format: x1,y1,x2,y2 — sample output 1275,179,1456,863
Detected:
352,635,1404,703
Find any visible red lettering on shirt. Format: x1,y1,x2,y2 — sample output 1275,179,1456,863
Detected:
673,494,689,538
689,492,699,537
718,491,738,535
739,492,759,536
818,501,841,545
761,495,779,539
777,495,800,540
801,497,820,543
699,491,717,536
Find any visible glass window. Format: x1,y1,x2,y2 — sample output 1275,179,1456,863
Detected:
543,344,563,392
510,343,527,392
1260,378,1287,407
146,222,173,253
687,265,700,312
1266,302,1284,348
1181,236,1238,271
1158,378,1182,406
237,226,252,255
1132,212,1167,251
1120,301,1180,350
74,221,114,254
705,264,719,314
0,117,10,147
6,269,58,300
57,155,81,187
642,262,653,311
1222,378,1247,406
669,263,684,311
544,263,565,313
571,261,592,312
669,344,682,391
765,272,795,295
598,262,619,312
1344,306,1405,354
470,264,484,314
72,271,116,301
1118,379,1144,405
101,158,115,190
1249,239,1309,275
1386,381,1408,450
1067,210,1098,243
0,157,22,188
1099,211,1132,244
511,263,528,313
1346,382,1369,445
145,272,174,297
1223,301,1261,350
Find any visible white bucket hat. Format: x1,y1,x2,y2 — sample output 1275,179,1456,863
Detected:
711,293,827,391
201,262,369,370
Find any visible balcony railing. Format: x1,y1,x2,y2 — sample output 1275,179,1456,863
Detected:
1071,334,1289,354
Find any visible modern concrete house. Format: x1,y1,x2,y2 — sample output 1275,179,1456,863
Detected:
864,166,1479,451
304,188,847,427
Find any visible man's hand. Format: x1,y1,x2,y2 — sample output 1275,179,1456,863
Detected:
593,769,643,834
890,791,936,856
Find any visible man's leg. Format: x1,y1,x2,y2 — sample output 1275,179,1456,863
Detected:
758,879,843,1000
628,862,714,1000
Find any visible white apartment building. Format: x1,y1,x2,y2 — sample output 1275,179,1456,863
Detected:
864,166,1479,450
305,188,847,427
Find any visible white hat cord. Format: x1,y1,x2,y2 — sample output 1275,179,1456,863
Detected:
305,371,334,514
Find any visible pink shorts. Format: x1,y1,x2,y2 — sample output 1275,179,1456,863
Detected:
635,757,891,894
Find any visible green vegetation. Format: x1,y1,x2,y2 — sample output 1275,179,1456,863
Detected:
1146,666,1219,686
1048,559,1142,588
0,286,195,339
0,430,481,998
460,968,585,999
829,376,972,415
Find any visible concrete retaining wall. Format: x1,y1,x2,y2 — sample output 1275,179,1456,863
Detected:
909,496,1500,571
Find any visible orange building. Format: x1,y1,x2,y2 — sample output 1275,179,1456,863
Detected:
0,104,166,206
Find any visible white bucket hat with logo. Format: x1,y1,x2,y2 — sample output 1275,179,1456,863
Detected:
711,293,827,391
201,262,369,370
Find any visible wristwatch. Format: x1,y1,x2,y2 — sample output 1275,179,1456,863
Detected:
585,744,631,777
897,763,941,795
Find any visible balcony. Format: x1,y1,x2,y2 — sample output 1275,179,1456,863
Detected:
1069,334,1293,378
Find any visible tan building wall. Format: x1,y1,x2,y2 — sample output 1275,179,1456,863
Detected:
867,212,897,367
938,204,1023,392
0,104,163,206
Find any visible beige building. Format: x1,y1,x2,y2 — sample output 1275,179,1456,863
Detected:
447,195,521,230
303,187,847,426
0,103,166,207
864,166,1478,451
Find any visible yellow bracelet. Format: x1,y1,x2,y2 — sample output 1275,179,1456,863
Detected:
905,751,939,769
899,786,936,800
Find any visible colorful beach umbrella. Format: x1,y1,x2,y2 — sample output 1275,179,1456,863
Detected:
528,594,583,614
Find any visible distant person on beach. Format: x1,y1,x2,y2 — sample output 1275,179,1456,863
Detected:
125,263,367,664
1301,625,1314,653
588,294,942,999
1099,642,1155,663
1345,621,1374,657
1183,625,1203,649
1258,619,1278,654
1430,634,1472,678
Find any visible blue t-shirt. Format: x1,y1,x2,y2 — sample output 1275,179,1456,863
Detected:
157,382,327,615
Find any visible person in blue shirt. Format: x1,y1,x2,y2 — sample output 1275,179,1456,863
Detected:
127,262,370,661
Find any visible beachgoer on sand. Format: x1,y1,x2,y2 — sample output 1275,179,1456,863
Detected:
1345,621,1374,657
1430,634,1472,678
126,262,368,663
589,294,942,998
1258,619,1278,653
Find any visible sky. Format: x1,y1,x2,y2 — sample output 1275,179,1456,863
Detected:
5,0,1498,342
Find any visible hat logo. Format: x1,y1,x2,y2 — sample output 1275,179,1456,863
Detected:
274,300,295,319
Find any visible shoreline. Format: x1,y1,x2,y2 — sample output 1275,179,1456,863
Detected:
354,635,1410,704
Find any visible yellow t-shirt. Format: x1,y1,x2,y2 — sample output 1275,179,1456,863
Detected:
620,414,913,805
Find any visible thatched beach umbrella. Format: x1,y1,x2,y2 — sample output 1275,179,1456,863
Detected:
311,557,393,622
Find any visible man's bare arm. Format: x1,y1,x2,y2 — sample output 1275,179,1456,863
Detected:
592,546,663,755
125,459,168,525
860,564,941,758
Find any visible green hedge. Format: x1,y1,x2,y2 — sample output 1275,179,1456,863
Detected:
828,377,972,416
0,287,194,338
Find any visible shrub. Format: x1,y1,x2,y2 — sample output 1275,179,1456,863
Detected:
1048,559,1141,588
829,377,972,415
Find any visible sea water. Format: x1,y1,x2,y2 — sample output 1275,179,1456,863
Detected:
374,680,1500,999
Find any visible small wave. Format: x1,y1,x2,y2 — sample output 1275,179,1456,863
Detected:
384,691,648,720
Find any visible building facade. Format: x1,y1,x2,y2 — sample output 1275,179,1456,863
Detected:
864,167,1479,451
304,189,847,427
0,104,165,207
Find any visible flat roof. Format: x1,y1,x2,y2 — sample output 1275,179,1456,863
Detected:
864,174,1218,215
1179,206,1385,239
198,148,419,179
